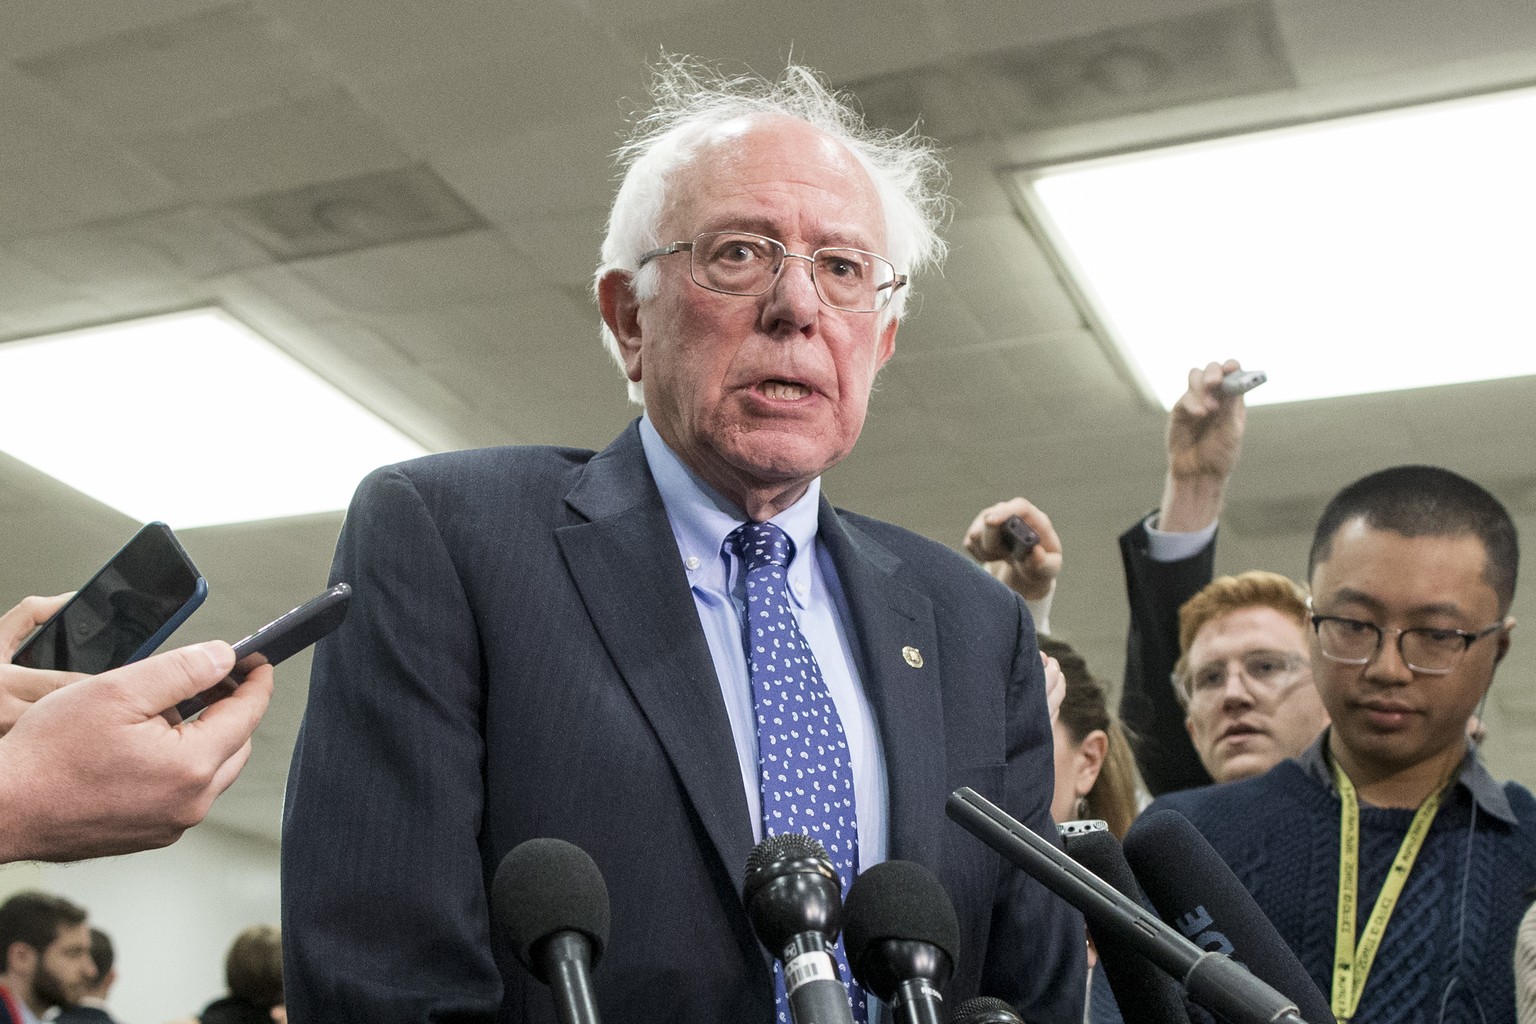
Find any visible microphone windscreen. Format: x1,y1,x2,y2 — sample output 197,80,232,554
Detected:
842,860,961,971
1061,824,1192,1024
948,996,1022,1024
1123,810,1334,1024
492,837,611,976
743,831,838,903
746,831,830,875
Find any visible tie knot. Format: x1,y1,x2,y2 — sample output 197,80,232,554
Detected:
728,521,795,572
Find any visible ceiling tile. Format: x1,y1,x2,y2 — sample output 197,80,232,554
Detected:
287,228,539,313
497,207,609,291
433,123,624,223
124,89,410,204
365,289,594,365
349,30,647,153
942,213,1085,338
622,0,939,85
16,3,333,134
12,207,272,300
0,142,179,238
1283,0,1536,86
0,0,234,59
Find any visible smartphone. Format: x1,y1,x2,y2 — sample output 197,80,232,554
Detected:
1220,369,1267,395
171,583,352,721
1000,515,1039,558
13,522,207,674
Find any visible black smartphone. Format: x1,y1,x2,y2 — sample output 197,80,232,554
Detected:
170,583,352,722
1000,515,1039,558
13,522,207,674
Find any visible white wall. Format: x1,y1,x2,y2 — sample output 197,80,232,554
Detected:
0,823,279,1024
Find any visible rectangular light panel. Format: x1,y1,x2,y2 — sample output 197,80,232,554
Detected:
1020,85,1536,408
0,308,428,528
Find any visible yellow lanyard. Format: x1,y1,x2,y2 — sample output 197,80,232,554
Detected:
1329,760,1446,1024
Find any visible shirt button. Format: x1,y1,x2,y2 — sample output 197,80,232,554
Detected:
685,556,701,571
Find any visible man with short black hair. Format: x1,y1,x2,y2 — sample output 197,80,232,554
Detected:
0,891,95,1024
1151,465,1536,1024
55,928,118,1024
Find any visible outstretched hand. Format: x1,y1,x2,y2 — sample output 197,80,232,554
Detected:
1159,359,1250,533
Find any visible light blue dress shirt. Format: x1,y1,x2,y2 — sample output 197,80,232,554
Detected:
638,415,890,873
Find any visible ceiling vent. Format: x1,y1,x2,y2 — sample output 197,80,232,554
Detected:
850,1,1295,137
224,164,486,261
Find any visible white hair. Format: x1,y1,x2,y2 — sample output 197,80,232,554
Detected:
594,57,951,403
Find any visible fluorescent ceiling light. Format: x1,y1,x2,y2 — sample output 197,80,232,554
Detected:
0,309,428,528
1021,85,1536,409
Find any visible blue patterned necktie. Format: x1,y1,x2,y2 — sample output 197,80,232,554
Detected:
727,520,865,1024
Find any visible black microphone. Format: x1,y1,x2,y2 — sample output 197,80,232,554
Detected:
949,996,1023,1024
1059,820,1193,1024
945,787,1310,1024
744,833,856,1024
842,860,959,1024
1123,811,1335,1024
491,837,609,1024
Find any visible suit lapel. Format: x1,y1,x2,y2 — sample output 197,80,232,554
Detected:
817,502,949,867
556,425,756,888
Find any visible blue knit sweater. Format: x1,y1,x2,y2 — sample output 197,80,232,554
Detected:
1151,759,1536,1024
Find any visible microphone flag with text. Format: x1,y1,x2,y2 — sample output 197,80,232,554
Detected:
1059,819,1194,1024
945,787,1312,1024
1122,811,1335,1024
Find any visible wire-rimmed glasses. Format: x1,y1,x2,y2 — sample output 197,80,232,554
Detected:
637,231,906,313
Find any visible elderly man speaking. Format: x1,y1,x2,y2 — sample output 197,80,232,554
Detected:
281,60,1083,1024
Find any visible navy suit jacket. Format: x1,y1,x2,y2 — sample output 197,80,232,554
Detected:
281,422,1084,1024
1116,518,1217,797
54,1007,117,1024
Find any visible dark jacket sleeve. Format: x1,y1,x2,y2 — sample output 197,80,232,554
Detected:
1117,517,1217,797
981,589,1089,1024
281,464,501,1023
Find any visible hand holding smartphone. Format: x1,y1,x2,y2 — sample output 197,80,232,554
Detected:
169,583,351,722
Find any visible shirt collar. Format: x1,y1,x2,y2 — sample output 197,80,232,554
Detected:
1296,729,1517,824
638,415,821,605
0,986,42,1024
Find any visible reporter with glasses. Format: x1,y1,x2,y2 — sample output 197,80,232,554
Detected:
1169,570,1331,786
1149,466,1536,1024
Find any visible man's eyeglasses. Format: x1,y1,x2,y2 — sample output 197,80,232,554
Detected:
636,231,907,313
1310,614,1505,674
1180,650,1310,703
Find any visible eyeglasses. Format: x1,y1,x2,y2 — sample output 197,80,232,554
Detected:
1180,650,1310,703
636,231,907,313
1310,614,1505,674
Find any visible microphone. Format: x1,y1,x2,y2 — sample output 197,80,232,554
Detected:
945,787,1310,1024
842,860,959,1024
491,837,609,1024
1059,820,1192,1024
949,996,1023,1024
1123,811,1335,1024
744,833,856,1024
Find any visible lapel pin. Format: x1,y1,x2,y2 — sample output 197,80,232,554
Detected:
902,645,924,669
